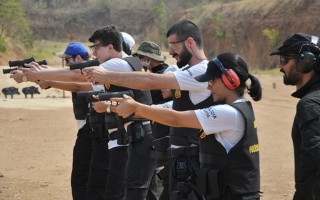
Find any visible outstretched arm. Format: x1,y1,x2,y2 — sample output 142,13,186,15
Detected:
111,97,201,129
37,81,93,92
20,62,87,82
83,67,181,90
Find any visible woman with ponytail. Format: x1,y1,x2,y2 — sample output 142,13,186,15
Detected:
110,52,262,200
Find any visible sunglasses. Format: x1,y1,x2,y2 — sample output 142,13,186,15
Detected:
64,56,75,64
280,55,296,66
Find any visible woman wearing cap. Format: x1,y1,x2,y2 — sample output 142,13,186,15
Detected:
110,52,262,200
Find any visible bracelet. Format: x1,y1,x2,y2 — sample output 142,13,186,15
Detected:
106,101,112,113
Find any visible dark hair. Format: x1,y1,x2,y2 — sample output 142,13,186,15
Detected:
217,52,262,101
166,20,203,49
80,54,90,61
69,54,90,62
88,25,123,52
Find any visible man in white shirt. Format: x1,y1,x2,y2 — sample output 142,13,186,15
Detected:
83,20,213,200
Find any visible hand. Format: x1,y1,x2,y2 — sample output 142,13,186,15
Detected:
20,61,52,82
92,100,108,113
111,96,137,118
36,80,51,89
82,66,108,85
161,89,173,99
10,70,24,83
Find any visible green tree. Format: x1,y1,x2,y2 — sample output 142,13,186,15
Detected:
0,0,33,52
262,28,280,49
153,1,167,47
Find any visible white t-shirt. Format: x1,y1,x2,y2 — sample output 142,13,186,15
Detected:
101,57,134,149
173,60,211,105
194,99,247,153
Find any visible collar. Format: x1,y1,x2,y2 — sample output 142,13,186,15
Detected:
291,74,320,99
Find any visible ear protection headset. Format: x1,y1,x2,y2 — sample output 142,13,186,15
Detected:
296,35,320,73
212,58,240,90
121,35,130,55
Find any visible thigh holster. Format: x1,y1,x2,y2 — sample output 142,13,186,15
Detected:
197,168,220,199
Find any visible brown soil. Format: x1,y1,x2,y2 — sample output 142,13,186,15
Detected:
0,71,298,199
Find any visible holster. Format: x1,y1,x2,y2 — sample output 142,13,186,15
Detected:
108,128,129,145
127,121,152,144
105,113,131,145
151,136,170,160
157,165,169,181
170,158,192,200
197,168,220,199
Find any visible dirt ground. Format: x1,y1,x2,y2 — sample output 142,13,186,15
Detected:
0,67,299,200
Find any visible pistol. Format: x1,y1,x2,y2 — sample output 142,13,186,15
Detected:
98,90,134,101
69,59,100,71
76,90,105,102
3,60,47,74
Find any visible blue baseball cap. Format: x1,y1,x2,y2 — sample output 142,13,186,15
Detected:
56,43,88,58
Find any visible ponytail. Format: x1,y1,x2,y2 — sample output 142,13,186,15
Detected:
247,74,262,101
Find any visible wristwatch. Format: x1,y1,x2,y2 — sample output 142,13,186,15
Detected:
22,75,27,82
106,101,112,113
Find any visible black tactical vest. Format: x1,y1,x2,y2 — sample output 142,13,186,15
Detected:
149,63,173,139
104,57,152,130
105,57,152,105
170,66,213,146
199,101,260,195
72,92,89,120
150,63,169,104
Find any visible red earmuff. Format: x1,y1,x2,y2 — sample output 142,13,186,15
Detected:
213,58,241,90
221,69,240,89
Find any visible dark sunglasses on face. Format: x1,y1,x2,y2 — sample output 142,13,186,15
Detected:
65,56,74,64
280,55,296,66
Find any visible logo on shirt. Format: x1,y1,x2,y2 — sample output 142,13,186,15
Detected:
253,120,257,128
200,132,206,139
175,89,181,98
249,144,259,153
203,107,217,119
104,83,110,90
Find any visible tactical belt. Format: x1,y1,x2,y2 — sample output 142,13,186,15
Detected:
168,146,199,158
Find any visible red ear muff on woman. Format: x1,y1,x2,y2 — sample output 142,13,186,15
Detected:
212,58,241,90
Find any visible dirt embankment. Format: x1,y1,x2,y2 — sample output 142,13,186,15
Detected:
6,0,320,68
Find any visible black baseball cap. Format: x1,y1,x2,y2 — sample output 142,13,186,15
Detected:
195,59,223,82
270,33,320,56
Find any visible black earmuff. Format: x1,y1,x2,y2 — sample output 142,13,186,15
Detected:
212,58,240,90
296,36,320,73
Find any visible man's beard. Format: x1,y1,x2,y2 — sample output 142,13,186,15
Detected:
281,68,301,86
176,45,192,68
